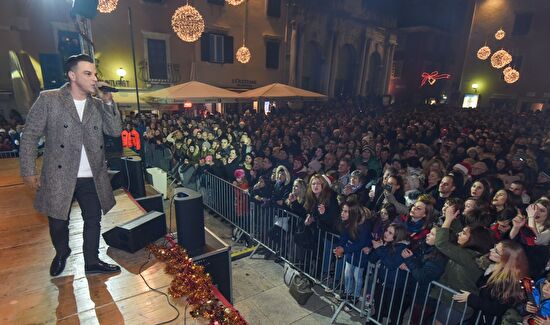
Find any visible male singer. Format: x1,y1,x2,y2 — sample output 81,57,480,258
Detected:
20,54,122,276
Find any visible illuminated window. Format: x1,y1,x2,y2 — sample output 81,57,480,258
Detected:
201,32,234,64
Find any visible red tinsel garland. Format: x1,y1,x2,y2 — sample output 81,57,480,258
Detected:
148,244,247,325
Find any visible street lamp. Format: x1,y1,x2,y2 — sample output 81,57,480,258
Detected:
471,83,479,93
116,67,127,81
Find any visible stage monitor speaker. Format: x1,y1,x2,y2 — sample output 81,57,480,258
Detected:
103,211,166,253
174,188,205,256
120,156,146,198
71,0,99,19
135,194,165,214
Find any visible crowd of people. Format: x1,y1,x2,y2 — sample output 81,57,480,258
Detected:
0,110,25,152
7,97,550,324
120,101,549,324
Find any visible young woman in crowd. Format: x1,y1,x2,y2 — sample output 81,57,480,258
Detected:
527,198,550,246
395,195,436,249
400,227,448,325
434,203,494,325
371,202,396,242
469,179,493,205
333,200,372,299
462,197,492,227
452,240,528,325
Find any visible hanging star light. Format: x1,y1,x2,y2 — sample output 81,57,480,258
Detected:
97,0,118,13
495,28,506,40
490,49,512,69
226,0,245,5
236,46,251,63
504,68,520,84
477,46,492,60
171,4,205,43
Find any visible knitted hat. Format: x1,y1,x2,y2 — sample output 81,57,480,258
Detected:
234,169,245,180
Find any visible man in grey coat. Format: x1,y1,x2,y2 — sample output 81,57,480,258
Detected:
20,54,123,276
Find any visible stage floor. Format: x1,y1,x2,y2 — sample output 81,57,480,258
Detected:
0,158,203,324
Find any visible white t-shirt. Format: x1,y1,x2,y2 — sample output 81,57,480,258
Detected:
74,99,93,178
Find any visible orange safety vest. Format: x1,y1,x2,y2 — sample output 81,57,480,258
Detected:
130,129,141,150
121,130,131,148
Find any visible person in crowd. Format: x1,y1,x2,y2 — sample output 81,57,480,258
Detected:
342,170,369,205
434,202,494,325
395,194,436,249
452,240,528,325
334,200,372,299
522,273,550,324
469,179,493,205
400,227,448,325
270,165,292,208
432,174,459,213
526,198,550,246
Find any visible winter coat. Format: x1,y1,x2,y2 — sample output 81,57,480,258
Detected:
339,220,373,267
370,241,410,288
404,243,447,297
19,83,122,219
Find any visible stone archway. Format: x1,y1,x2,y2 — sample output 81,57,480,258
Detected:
366,50,382,96
302,41,324,92
334,43,357,98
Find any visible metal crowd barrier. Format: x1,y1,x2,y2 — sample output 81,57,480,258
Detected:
0,150,18,159
200,172,500,325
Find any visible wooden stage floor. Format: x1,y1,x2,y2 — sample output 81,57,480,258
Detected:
0,158,203,324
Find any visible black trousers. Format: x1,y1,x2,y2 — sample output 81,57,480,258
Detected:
48,178,102,266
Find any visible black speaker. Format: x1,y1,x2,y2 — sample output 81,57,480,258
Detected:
174,188,205,256
103,211,166,253
39,53,64,90
120,156,146,198
71,0,99,19
136,194,165,214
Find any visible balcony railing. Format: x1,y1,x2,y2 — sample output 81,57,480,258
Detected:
138,60,181,85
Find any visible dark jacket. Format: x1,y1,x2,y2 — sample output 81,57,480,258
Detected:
434,228,483,308
339,220,373,267
466,275,517,325
404,243,447,297
370,241,409,288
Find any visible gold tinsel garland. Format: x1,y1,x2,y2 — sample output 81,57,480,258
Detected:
148,244,247,325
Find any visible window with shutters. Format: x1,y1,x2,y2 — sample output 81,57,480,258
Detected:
201,32,234,64
265,39,280,69
512,13,533,36
266,0,281,18
146,38,168,80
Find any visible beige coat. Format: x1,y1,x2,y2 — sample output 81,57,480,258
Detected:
19,83,122,220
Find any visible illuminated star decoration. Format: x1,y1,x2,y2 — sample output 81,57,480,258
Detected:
420,71,451,87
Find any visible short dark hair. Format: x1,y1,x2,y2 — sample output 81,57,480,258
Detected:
64,54,94,77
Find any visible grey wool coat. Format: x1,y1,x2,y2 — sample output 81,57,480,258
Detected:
19,83,122,220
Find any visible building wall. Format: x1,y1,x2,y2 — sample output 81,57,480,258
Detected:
461,0,550,109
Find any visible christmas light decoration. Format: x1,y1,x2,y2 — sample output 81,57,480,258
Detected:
477,46,491,60
503,66,512,75
171,4,205,43
495,28,506,40
97,0,118,13
490,49,512,69
226,0,245,5
148,240,247,325
420,71,451,87
504,68,520,84
235,0,251,64
236,46,251,63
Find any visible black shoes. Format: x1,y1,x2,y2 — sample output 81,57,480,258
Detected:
85,260,121,275
50,248,71,276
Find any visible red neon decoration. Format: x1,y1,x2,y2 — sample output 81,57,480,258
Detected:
421,71,451,87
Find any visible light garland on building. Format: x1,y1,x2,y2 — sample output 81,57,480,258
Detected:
171,4,205,43
490,49,512,69
236,46,251,63
477,46,491,60
495,28,506,40
226,0,245,5
503,66,512,75
97,0,118,13
503,68,520,84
